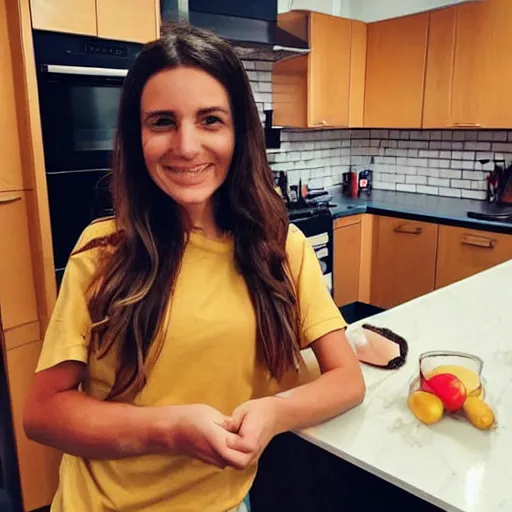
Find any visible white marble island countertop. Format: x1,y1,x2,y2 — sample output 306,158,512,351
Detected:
300,259,512,512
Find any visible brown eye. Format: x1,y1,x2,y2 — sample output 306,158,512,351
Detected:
202,115,222,126
152,116,175,128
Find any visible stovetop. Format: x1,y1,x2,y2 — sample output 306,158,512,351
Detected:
467,206,512,224
286,190,337,220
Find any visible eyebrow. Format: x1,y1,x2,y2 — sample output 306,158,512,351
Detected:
144,106,230,119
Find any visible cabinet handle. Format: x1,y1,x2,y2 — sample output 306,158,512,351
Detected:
0,193,21,205
313,120,328,126
461,234,496,249
394,224,423,235
451,122,482,128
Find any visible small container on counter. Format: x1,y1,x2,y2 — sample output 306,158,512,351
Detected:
342,168,359,198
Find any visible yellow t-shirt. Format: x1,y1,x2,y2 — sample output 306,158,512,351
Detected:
36,218,346,512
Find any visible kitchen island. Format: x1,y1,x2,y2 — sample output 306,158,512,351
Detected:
295,258,512,512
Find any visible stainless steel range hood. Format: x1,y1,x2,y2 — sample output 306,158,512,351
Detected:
160,0,309,56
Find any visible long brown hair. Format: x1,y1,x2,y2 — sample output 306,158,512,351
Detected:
87,23,302,400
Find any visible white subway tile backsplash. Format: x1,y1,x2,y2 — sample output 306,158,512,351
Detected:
397,184,416,193
465,142,491,151
428,177,450,187
374,181,396,191
419,168,440,178
437,160,451,169
493,131,508,142
462,189,486,200
440,169,462,179
478,131,494,141
417,185,439,195
462,170,484,181
492,142,512,153
451,179,472,189
406,175,428,185
439,188,462,198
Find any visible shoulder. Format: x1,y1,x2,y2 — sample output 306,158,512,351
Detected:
65,217,121,280
71,216,121,257
285,223,309,276
286,223,307,255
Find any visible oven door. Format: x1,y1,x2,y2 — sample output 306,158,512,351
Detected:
46,169,113,286
37,68,125,172
290,212,333,295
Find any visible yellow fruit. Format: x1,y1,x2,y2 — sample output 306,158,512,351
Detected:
462,397,495,430
407,391,444,425
428,365,481,397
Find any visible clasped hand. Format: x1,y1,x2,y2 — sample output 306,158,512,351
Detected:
174,398,282,470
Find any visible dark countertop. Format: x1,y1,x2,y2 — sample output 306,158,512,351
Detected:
327,188,512,234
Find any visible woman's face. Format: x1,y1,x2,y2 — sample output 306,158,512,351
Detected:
141,66,235,218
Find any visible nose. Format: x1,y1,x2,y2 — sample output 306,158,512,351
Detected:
173,122,201,160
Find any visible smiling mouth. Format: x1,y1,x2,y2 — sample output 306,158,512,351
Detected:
164,163,211,175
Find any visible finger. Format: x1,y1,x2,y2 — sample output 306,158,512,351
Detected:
225,432,254,453
222,416,238,433
221,446,255,470
214,415,237,433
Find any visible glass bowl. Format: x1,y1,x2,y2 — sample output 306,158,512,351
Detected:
418,350,484,398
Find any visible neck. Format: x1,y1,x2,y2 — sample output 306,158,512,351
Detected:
182,201,220,239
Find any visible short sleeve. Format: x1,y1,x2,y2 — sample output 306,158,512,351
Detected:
36,218,116,372
286,224,347,349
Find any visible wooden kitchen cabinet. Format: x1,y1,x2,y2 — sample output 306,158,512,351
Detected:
370,216,438,309
273,11,366,128
333,216,362,307
424,0,512,129
0,0,25,192
1,337,61,511
96,0,158,43
477,0,512,128
422,6,458,129
0,192,39,334
364,13,429,128
435,225,512,289
30,0,158,43
30,0,97,36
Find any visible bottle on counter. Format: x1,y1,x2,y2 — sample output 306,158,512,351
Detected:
350,168,359,198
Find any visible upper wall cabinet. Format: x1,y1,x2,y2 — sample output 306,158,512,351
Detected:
30,0,97,36
423,3,487,129
272,11,367,129
96,0,158,44
30,0,158,43
364,12,429,128
424,0,512,129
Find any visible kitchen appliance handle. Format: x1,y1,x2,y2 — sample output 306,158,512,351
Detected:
461,234,496,249
0,193,22,206
393,224,423,235
42,64,128,77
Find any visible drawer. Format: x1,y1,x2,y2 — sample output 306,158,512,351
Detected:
436,225,512,288
0,192,38,330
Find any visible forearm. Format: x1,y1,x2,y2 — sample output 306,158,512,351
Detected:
273,366,365,433
24,390,174,460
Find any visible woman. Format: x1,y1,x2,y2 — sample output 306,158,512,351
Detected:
23,23,365,512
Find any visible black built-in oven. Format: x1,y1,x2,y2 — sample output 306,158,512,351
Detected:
34,30,142,285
